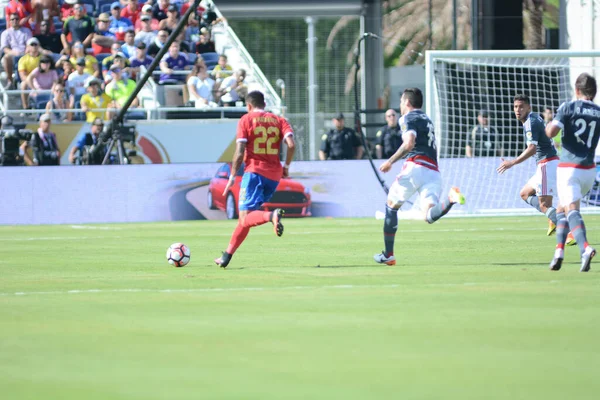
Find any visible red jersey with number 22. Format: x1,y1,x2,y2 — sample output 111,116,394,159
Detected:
237,110,293,182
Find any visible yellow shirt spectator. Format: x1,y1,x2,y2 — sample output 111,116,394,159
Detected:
70,55,98,76
80,92,111,123
105,78,136,107
18,54,41,77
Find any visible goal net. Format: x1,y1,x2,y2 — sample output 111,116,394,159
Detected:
425,50,600,216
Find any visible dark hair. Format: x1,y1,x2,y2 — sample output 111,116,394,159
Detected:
246,91,266,108
544,105,553,112
402,87,423,108
513,94,530,104
575,72,597,100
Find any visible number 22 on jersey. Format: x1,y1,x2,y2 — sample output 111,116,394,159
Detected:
253,126,280,155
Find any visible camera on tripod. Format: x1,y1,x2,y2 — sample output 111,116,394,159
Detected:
0,116,33,166
93,120,138,165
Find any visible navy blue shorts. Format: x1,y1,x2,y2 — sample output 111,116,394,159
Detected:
238,172,279,211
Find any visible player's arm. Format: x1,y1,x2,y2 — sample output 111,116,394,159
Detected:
496,143,536,174
546,122,561,138
283,134,295,178
547,103,566,138
379,131,415,173
223,141,245,196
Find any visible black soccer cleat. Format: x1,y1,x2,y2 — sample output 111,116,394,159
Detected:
214,251,233,268
549,257,563,271
271,208,285,237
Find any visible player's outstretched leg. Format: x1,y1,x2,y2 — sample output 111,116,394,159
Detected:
550,211,568,271
374,205,397,266
566,210,595,272
426,187,465,224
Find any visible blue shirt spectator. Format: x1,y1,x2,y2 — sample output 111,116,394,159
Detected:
109,2,133,42
159,42,189,84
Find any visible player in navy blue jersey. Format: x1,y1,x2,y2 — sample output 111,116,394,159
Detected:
546,73,600,272
374,88,466,266
497,94,559,234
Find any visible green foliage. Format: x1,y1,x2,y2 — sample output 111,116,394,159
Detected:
1,216,600,399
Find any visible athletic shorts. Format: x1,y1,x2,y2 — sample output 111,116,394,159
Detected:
527,158,558,197
388,161,442,207
238,172,279,211
557,166,596,206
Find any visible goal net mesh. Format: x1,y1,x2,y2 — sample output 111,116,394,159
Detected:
428,52,600,216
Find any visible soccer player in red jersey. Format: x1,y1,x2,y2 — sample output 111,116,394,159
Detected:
215,91,295,268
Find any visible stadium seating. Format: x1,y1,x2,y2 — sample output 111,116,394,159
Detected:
201,52,220,69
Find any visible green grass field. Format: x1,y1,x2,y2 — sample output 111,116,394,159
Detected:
1,216,599,399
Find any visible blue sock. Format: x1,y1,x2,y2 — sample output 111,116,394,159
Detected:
567,210,589,254
545,206,557,224
526,195,543,213
383,205,398,256
556,212,568,249
426,198,453,224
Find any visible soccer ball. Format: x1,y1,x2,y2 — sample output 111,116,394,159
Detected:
166,243,191,267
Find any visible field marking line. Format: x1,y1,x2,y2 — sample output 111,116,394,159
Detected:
0,227,555,242
70,225,123,230
0,281,565,297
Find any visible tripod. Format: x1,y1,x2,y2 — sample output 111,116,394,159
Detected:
101,133,129,165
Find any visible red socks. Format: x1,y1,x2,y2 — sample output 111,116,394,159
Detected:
226,211,271,254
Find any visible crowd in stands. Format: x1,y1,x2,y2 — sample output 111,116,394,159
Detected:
1,0,248,121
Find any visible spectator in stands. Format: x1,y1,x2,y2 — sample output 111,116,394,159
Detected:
5,0,34,30
109,2,133,42
28,0,60,35
159,5,179,34
211,54,233,82
17,38,41,107
152,0,170,22
60,0,78,20
21,113,61,166
121,30,137,59
105,64,138,108
159,41,189,85
67,57,91,97
67,41,100,78
103,55,130,83
147,29,168,57
25,54,59,108
135,15,158,48
216,68,247,106
69,117,106,164
102,44,131,77
135,4,160,32
92,13,116,56
181,0,205,26
195,30,216,55
466,109,500,157
61,1,95,54
1,12,32,88
81,78,111,122
46,81,73,122
129,42,153,79
35,19,63,56
186,57,215,107
58,59,74,86
121,0,141,26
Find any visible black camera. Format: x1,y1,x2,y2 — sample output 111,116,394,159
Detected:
0,127,33,166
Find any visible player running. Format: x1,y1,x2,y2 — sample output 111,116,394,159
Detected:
546,72,600,272
374,87,466,266
496,94,561,233
214,91,295,268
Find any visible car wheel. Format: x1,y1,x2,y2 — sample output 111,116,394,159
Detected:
207,189,217,210
226,192,238,219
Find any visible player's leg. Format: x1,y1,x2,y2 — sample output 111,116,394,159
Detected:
239,175,282,235
423,170,465,224
215,173,262,268
550,204,568,271
374,168,415,265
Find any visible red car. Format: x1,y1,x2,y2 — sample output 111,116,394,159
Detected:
208,163,312,219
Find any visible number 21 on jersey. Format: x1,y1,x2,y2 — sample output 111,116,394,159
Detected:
426,122,436,149
574,118,597,148
253,126,280,154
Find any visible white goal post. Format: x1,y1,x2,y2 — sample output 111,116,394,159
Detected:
425,49,600,217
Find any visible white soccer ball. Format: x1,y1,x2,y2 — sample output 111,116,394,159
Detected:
166,243,191,267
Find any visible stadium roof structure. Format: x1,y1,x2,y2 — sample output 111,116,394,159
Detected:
214,0,363,18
